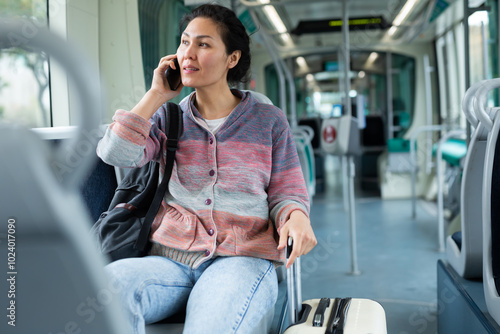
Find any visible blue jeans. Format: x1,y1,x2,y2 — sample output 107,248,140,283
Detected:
105,255,278,334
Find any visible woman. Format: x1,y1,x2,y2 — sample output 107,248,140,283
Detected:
97,4,316,334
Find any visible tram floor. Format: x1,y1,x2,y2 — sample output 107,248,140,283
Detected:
305,161,444,334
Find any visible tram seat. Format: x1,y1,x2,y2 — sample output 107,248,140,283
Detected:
445,121,487,279
298,117,325,193
362,115,385,147
432,137,468,167
0,125,130,333
293,125,316,199
80,154,118,222
433,137,467,225
483,105,500,327
299,117,321,149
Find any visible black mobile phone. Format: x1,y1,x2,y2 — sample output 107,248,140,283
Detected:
165,58,181,91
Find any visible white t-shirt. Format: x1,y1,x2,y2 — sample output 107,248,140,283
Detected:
195,116,228,134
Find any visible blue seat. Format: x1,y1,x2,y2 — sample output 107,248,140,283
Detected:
432,138,468,167
80,158,118,222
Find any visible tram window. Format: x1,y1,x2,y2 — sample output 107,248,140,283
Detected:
468,7,498,115
469,11,491,83
486,0,499,84
465,8,498,110
0,0,50,128
435,9,494,129
391,54,415,137
137,0,193,102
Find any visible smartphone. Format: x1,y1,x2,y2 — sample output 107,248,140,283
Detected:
165,58,181,91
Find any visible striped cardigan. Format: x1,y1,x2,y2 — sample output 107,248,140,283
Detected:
97,90,310,268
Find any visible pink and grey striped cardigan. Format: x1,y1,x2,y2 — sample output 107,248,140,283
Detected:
97,90,310,268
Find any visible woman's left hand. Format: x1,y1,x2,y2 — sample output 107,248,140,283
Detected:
277,210,317,268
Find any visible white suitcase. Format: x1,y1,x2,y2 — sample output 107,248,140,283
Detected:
283,238,387,333
284,297,387,333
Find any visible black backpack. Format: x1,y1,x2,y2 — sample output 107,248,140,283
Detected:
91,102,183,261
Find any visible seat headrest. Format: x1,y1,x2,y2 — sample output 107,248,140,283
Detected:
244,90,273,105
180,90,274,106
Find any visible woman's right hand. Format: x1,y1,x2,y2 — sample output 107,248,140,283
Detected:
130,55,183,120
150,55,184,100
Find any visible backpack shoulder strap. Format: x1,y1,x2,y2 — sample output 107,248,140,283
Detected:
165,102,183,153
135,103,182,252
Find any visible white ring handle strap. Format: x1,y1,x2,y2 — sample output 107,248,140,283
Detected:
462,80,488,128
474,78,500,132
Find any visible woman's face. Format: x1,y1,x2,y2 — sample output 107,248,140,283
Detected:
176,17,240,90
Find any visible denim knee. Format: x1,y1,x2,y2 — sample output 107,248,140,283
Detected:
184,256,278,334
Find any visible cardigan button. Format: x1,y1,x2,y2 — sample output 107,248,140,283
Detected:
205,250,211,257
209,138,214,145
208,228,214,236
209,170,215,176
205,199,212,205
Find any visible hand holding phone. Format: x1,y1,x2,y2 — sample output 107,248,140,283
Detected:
165,58,181,91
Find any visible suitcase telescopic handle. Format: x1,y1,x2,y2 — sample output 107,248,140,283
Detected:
286,237,303,327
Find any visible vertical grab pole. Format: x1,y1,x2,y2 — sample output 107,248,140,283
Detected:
463,0,472,143
342,156,349,212
423,54,435,174
348,155,360,275
283,58,298,129
342,0,359,276
410,133,418,219
386,52,394,140
436,138,445,252
341,0,351,117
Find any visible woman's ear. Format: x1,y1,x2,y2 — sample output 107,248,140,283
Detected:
228,50,242,69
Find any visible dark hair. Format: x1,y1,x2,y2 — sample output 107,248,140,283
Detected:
180,4,251,85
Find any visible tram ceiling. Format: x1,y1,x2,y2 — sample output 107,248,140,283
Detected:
240,0,460,52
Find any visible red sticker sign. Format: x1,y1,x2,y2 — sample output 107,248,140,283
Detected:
323,125,337,143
